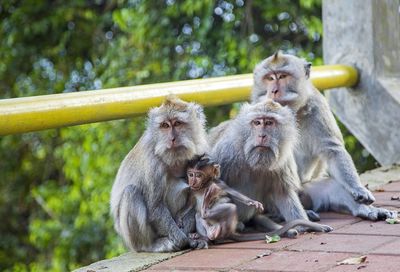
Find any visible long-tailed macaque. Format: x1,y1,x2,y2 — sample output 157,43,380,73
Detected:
251,52,397,220
180,154,332,242
110,96,209,252
210,99,333,235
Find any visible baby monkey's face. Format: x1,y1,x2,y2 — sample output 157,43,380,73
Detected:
187,164,218,191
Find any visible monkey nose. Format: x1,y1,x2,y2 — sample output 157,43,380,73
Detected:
272,89,279,94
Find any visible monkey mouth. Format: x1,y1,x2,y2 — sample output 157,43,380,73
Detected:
253,145,270,150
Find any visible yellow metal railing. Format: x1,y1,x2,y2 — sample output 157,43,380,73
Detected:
0,65,357,136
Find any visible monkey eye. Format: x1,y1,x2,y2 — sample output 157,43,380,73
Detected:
174,120,183,127
252,120,262,126
195,173,203,178
278,74,287,79
160,122,170,129
265,119,275,126
265,75,274,81
188,172,194,178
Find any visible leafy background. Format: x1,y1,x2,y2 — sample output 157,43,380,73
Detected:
0,0,377,271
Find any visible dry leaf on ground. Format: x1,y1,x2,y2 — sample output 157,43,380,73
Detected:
337,256,367,265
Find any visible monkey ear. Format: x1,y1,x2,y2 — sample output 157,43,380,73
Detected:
304,62,312,79
213,164,221,179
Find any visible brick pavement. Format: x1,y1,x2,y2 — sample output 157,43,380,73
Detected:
145,181,400,272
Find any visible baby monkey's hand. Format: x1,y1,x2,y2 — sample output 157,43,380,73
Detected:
247,200,264,213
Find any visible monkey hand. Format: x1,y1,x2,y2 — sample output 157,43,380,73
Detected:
351,186,375,205
247,200,264,212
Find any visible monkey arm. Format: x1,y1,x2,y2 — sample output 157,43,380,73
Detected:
149,202,189,249
324,143,375,205
215,179,264,212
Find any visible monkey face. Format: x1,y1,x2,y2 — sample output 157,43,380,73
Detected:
251,52,312,109
237,100,298,170
261,72,299,105
187,169,207,190
243,116,280,170
148,97,209,166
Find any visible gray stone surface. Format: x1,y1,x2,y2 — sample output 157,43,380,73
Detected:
323,0,400,166
360,163,400,190
73,251,188,272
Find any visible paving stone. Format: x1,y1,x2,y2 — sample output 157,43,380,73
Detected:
319,212,360,220
372,192,400,208
370,237,400,255
374,180,400,192
147,248,267,270
210,235,310,250
333,220,400,236
319,218,362,230
287,234,394,254
236,251,351,272
326,255,400,272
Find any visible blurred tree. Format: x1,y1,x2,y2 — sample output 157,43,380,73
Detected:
0,0,376,271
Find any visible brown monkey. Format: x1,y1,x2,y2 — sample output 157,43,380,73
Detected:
210,99,333,236
110,96,208,252
251,52,397,221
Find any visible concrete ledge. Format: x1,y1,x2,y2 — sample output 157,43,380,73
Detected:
73,251,188,272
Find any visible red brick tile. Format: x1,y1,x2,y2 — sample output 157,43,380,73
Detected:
374,180,400,192
320,218,362,230
326,255,400,272
370,237,400,255
210,235,309,250
147,248,267,270
236,251,351,272
287,234,394,253
373,192,400,208
319,212,360,220
333,220,400,236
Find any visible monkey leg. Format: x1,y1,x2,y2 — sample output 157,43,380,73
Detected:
303,178,398,221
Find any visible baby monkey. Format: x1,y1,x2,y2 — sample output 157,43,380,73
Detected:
180,154,325,243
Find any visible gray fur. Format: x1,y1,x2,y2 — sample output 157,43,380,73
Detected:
210,100,310,228
251,53,397,220
110,97,208,252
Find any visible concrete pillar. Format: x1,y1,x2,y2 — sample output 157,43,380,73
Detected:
323,0,400,166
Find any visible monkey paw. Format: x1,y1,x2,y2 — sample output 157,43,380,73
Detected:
189,238,208,249
351,186,375,205
247,201,264,212
358,206,398,221
189,233,200,240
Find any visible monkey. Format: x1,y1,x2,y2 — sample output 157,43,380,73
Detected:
210,99,333,236
179,154,333,243
250,52,397,221
110,96,209,252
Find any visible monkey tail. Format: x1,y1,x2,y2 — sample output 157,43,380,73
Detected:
230,232,267,242
266,219,328,237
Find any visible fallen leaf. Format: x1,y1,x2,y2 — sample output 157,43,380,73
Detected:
375,188,385,192
337,256,367,265
265,234,281,243
386,218,400,224
390,196,400,201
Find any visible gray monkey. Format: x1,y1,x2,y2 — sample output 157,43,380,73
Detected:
251,52,397,220
110,96,208,252
210,99,333,236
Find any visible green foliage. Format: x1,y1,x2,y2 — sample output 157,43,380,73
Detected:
0,0,376,271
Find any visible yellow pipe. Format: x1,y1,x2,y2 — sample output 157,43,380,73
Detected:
0,65,358,135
